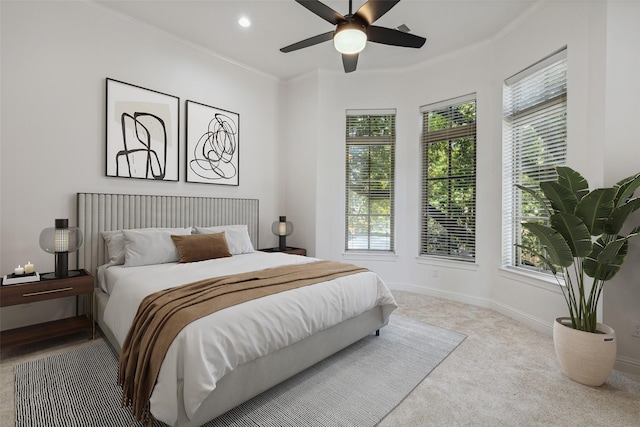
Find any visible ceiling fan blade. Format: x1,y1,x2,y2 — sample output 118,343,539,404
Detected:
295,0,344,25
355,0,401,25
280,31,334,53
367,25,426,48
342,53,358,73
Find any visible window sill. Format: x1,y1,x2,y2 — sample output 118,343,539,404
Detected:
415,256,478,271
499,266,563,294
343,251,398,262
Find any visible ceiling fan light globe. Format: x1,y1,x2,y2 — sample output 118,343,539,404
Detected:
334,28,367,54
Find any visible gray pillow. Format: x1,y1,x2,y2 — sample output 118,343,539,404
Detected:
122,227,192,267
102,230,126,265
194,225,255,255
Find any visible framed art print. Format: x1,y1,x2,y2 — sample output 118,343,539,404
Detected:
105,78,179,181
186,100,239,185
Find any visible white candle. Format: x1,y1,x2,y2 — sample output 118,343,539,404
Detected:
24,262,34,274
14,265,24,275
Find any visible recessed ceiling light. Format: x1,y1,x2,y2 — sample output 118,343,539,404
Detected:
239,17,251,28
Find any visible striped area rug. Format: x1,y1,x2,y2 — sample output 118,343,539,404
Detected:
15,315,465,427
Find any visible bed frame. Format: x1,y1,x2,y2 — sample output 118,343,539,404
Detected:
76,192,387,427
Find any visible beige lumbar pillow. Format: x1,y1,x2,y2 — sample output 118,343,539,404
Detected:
171,232,232,263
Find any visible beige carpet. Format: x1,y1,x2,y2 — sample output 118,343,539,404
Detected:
2,291,639,426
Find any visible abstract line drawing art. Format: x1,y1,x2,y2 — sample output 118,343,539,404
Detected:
186,100,239,185
106,79,179,181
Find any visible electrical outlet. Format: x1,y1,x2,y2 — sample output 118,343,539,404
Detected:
632,321,640,338
432,269,439,278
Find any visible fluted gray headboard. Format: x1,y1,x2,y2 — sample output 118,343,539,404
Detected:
76,193,259,278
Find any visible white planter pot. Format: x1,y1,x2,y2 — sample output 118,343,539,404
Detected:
553,317,616,386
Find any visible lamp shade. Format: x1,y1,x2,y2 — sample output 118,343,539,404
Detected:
334,22,367,54
272,216,293,237
39,218,83,278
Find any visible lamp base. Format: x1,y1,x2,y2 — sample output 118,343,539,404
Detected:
41,270,81,280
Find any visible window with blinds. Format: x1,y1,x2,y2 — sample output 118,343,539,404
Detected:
502,48,567,272
345,111,395,252
420,95,476,261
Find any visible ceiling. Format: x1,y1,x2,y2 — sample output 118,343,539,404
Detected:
96,0,541,81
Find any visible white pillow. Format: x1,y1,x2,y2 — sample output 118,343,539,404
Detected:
102,227,194,266
122,227,193,267
102,230,126,265
194,225,255,255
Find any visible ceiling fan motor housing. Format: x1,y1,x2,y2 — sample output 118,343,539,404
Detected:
334,16,368,54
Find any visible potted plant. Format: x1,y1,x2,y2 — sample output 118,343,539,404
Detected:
517,166,640,386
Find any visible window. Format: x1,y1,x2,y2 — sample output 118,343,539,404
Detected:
420,95,477,261
345,110,395,252
502,49,567,272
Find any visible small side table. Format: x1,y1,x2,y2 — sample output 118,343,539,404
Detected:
260,247,307,256
0,269,94,348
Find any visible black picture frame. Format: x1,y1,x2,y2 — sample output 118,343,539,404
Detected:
185,100,239,186
105,78,179,181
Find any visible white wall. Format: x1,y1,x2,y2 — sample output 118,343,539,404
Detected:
0,1,284,329
285,1,639,373
602,1,640,373
281,71,320,255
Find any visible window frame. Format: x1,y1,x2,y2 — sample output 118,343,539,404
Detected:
419,94,477,262
345,110,396,253
502,48,568,275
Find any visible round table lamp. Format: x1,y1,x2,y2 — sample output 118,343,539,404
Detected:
271,216,293,251
39,218,83,279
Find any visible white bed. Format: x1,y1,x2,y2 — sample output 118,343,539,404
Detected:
78,193,397,427
99,252,396,426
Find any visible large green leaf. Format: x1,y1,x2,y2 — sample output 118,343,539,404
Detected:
522,223,574,267
515,184,551,217
556,166,589,201
540,181,578,214
550,213,592,257
584,237,629,281
574,188,615,236
613,173,640,207
597,238,628,264
604,198,640,235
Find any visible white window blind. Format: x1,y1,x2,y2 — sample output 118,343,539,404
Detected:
502,48,567,271
420,94,476,261
345,111,395,252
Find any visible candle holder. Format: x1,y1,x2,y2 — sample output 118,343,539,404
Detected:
39,219,83,279
2,271,41,286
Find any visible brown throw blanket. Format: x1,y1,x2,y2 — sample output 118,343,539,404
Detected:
118,260,368,424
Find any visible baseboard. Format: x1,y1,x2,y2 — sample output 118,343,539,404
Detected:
615,355,640,376
388,282,640,377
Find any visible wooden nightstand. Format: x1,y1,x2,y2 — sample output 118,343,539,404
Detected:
0,269,94,347
260,247,307,256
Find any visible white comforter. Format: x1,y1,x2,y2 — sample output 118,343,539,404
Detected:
102,252,397,425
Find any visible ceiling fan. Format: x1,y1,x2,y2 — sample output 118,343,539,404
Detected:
280,0,426,73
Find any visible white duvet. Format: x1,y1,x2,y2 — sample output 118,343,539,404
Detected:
102,252,397,425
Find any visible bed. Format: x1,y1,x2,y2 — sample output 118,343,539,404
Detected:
77,193,398,427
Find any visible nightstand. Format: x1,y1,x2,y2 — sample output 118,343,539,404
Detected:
0,269,94,348
260,247,307,256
